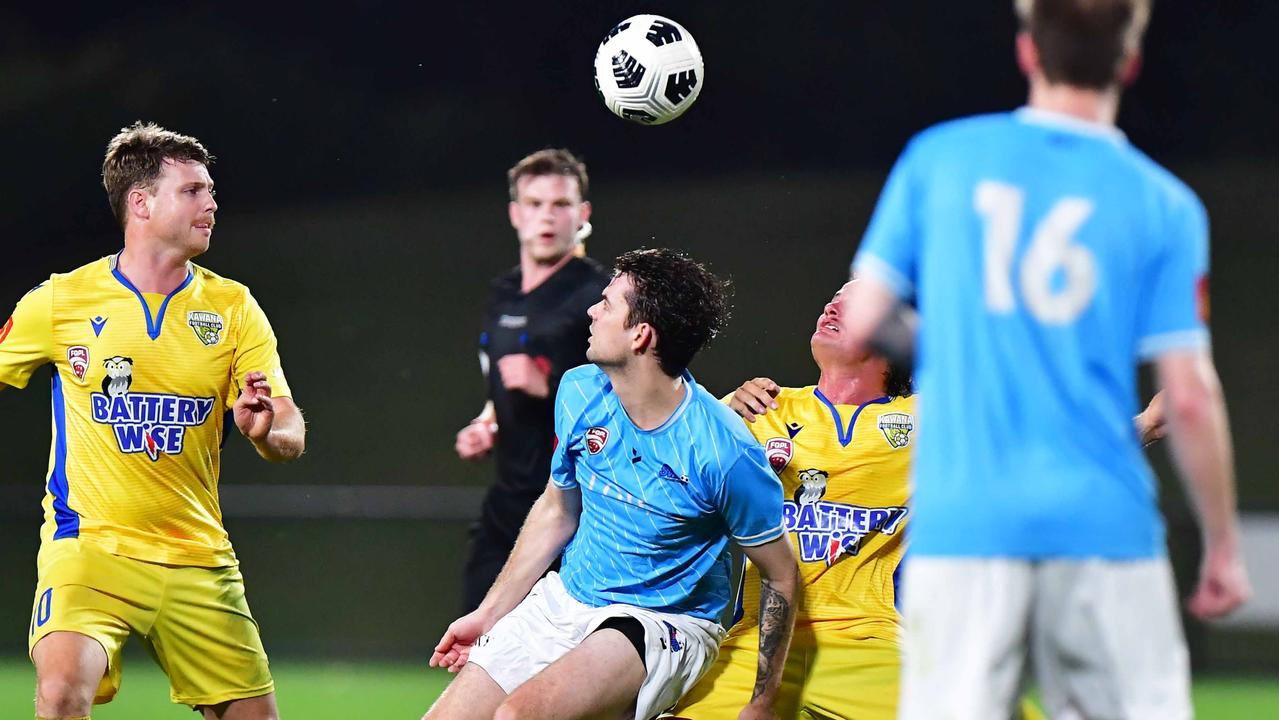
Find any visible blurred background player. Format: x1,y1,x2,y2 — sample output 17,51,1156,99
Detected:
841,1,1252,717
426,249,798,720
453,148,610,613
3,123,305,719
674,280,1161,720
669,279,914,720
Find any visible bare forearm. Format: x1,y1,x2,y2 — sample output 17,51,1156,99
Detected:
253,406,306,462
1166,382,1238,547
751,571,797,706
477,487,578,619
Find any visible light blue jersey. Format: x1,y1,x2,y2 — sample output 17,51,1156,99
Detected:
853,108,1209,559
550,364,785,621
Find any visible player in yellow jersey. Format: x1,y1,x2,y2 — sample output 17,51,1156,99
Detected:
1,123,305,720
668,278,911,720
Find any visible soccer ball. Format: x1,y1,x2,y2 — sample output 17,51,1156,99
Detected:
594,15,704,125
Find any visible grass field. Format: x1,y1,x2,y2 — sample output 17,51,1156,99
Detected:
1,659,1275,718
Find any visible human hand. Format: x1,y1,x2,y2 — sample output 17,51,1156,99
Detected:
727,378,780,423
1188,540,1251,620
456,421,497,460
429,610,494,673
233,371,275,442
498,354,550,398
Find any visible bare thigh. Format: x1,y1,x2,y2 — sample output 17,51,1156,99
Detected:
498,628,647,720
423,662,508,720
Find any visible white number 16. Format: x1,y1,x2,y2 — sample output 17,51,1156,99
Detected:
975,180,1096,324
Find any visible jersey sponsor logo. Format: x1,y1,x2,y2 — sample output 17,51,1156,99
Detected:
765,438,793,473
0,316,11,344
67,346,90,382
90,316,107,337
90,357,216,462
497,314,528,329
187,311,224,346
585,426,609,454
783,467,907,566
658,463,689,484
878,412,914,449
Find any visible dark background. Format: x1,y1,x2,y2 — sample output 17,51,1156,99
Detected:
1,2,1276,670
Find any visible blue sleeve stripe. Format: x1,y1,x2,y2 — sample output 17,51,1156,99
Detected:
48,371,80,539
1137,328,1210,360
853,253,914,298
733,523,785,547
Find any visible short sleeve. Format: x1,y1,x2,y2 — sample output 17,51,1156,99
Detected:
852,140,923,299
549,378,583,489
230,289,291,409
0,281,55,389
718,445,785,547
1136,193,1210,360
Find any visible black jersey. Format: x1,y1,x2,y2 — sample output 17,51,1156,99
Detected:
479,256,610,494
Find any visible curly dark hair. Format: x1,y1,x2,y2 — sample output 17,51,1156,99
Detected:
102,121,214,230
613,248,731,378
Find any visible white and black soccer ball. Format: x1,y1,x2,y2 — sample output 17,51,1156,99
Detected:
594,15,703,125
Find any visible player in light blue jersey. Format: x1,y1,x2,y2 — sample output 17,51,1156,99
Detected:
426,249,798,720
840,1,1252,718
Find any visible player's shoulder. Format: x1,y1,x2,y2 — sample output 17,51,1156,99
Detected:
685,377,764,451
905,112,1016,155
1117,145,1206,219
186,262,258,307
567,256,611,283
557,363,611,407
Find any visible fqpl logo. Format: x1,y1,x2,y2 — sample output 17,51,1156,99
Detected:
783,468,908,566
89,357,216,461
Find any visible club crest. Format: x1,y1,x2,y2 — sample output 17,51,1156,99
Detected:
878,412,914,449
765,438,793,474
67,346,90,382
585,426,609,454
187,311,224,346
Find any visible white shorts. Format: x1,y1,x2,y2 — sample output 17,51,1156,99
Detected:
468,572,726,720
899,557,1192,720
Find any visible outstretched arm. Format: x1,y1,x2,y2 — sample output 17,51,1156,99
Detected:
738,536,798,720
233,370,305,462
430,482,582,672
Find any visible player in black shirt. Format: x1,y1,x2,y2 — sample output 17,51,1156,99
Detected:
455,149,610,612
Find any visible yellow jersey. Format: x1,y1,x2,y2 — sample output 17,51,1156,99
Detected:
732,387,914,639
0,254,290,567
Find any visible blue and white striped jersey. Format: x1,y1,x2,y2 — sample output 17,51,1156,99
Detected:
550,364,785,621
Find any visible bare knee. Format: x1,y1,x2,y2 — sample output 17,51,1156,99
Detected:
35,673,96,717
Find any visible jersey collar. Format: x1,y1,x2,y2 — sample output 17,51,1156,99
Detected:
108,251,195,340
1014,107,1127,144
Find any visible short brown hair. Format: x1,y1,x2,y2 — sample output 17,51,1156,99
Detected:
507,148,589,202
102,121,214,230
1016,0,1151,89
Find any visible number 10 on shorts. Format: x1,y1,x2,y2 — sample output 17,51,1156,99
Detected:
29,588,52,636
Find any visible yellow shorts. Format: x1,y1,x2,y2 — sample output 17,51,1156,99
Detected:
27,539,273,707
671,621,899,720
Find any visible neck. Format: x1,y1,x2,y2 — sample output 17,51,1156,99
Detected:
520,251,573,293
605,363,687,431
117,241,191,294
1027,79,1120,126
815,362,888,406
